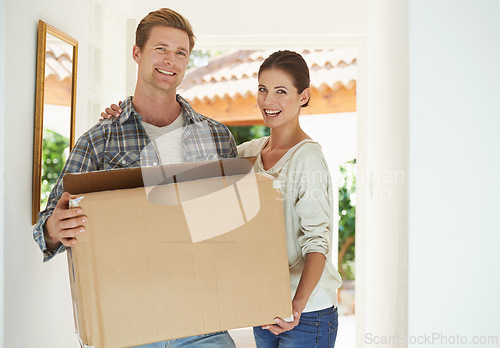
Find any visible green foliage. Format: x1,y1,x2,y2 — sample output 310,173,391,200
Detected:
188,49,230,70
41,129,69,209
227,125,270,146
338,159,356,280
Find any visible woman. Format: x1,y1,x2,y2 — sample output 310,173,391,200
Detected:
238,50,341,348
102,50,342,348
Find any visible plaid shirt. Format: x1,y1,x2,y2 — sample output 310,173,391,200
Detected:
34,95,237,262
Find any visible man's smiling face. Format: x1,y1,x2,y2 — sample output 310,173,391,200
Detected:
133,25,190,96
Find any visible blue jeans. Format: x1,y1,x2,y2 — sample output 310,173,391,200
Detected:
253,306,338,348
131,331,235,348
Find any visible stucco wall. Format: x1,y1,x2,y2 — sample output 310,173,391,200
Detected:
408,0,500,345
3,1,89,345
1,0,6,345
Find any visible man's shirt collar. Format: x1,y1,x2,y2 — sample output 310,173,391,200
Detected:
117,96,139,125
117,95,199,126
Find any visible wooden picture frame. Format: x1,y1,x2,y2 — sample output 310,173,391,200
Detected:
32,20,78,224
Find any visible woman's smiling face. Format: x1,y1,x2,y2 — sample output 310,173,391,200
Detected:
257,68,310,129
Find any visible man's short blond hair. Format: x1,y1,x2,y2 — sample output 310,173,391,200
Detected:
136,8,195,52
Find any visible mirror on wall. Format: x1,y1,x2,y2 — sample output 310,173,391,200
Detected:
32,20,78,224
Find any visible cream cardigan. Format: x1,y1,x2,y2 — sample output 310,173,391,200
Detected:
238,136,342,312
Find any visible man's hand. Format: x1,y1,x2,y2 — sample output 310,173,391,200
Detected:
44,192,87,250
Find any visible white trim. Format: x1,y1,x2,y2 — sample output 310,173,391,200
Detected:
0,0,5,345
354,39,368,348
125,18,137,97
362,1,409,346
195,34,366,49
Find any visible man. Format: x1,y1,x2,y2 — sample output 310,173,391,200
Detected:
33,8,237,348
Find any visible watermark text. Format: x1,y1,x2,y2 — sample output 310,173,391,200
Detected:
365,332,499,345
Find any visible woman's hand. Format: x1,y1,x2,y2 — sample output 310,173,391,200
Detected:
263,253,326,335
99,101,122,121
262,301,304,335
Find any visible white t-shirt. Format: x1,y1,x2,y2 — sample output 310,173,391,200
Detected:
142,110,185,164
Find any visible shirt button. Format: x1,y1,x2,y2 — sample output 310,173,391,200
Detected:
121,160,127,165
153,162,158,166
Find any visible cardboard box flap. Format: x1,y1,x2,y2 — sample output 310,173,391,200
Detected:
63,157,255,195
63,167,143,195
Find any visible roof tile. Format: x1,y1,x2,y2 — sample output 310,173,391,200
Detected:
179,49,357,102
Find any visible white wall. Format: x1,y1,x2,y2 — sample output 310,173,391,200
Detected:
84,0,131,132
132,0,367,38
0,0,6,345
2,0,130,346
3,1,89,345
300,113,357,169
408,0,500,345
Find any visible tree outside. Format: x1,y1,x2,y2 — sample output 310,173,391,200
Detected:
188,49,229,69
41,129,69,210
338,159,356,281
227,125,270,146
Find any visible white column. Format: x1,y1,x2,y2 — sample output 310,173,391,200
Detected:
408,1,500,343
358,1,409,346
0,0,5,345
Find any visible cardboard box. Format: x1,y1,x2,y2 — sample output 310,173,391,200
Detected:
64,158,292,348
